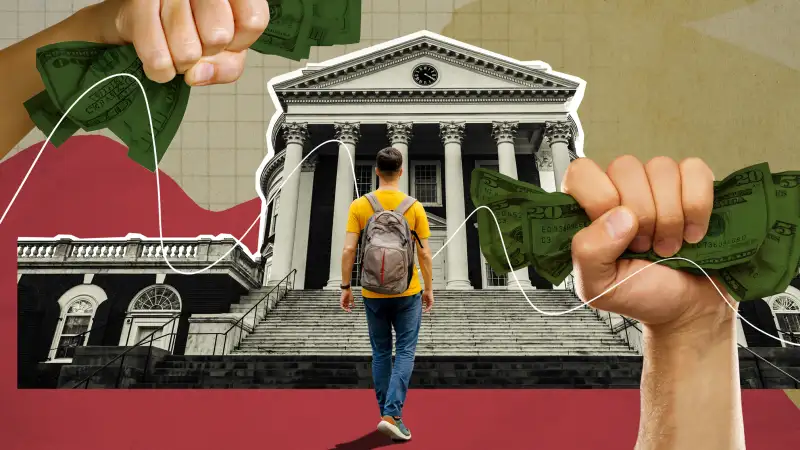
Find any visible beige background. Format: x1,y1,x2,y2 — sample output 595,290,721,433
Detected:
2,0,799,212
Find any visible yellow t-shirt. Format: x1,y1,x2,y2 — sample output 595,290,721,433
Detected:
346,189,431,298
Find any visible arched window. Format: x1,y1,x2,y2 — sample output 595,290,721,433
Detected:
769,287,800,347
49,284,108,361
130,285,182,312
120,285,182,352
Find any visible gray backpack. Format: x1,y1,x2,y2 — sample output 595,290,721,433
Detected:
359,193,420,295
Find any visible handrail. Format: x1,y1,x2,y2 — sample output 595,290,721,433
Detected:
46,313,127,361
71,314,180,388
182,269,296,356
224,269,296,337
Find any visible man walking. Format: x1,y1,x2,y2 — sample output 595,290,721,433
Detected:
339,147,434,442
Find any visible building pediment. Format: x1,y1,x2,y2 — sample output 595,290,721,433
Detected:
270,31,579,105
427,213,447,229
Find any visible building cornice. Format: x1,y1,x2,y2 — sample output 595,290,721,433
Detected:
279,89,573,106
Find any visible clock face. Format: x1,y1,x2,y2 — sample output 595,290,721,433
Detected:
412,64,439,87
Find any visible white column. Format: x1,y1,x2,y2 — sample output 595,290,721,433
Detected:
325,122,361,290
535,148,556,193
545,121,574,193
387,122,413,194
440,122,473,290
268,122,308,285
291,157,317,289
492,121,534,291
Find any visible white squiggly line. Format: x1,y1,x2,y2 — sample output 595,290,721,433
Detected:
1,73,796,348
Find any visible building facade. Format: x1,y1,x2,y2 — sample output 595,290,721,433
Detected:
15,32,800,387
257,31,582,293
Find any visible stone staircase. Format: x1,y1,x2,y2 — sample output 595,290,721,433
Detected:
232,289,638,356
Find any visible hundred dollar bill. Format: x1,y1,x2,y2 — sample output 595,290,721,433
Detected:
25,42,191,171
718,172,800,301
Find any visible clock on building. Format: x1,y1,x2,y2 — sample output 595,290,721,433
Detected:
412,63,439,87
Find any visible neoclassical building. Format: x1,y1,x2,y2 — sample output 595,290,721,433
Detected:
15,32,799,388
257,31,583,292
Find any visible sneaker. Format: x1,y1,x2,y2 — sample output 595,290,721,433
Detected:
377,415,411,441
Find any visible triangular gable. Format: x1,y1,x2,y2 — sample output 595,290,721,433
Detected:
427,213,447,229
272,31,580,93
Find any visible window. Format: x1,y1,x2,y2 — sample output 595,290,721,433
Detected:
485,263,507,288
770,291,800,347
120,285,183,351
269,193,280,236
130,285,182,312
354,163,376,199
54,297,94,359
411,162,442,206
49,284,108,362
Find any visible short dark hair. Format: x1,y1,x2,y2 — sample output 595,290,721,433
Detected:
376,147,402,179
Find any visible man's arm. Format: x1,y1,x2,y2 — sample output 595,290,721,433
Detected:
636,306,745,450
341,232,360,286
0,4,111,157
416,238,433,291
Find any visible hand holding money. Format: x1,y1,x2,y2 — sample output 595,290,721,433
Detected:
563,156,736,326
471,157,800,303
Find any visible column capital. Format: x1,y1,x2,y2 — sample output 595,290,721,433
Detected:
544,121,573,145
491,121,519,145
334,122,361,145
387,122,413,145
301,155,318,172
535,149,554,171
439,121,466,145
281,122,308,146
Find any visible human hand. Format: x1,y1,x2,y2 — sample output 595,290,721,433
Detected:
422,289,434,313
340,289,354,313
564,156,736,333
96,0,270,85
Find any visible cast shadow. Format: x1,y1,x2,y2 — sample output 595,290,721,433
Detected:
329,430,410,449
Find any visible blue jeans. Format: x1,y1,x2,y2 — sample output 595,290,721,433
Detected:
363,293,422,418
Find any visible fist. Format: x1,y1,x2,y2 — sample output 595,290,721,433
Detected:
563,155,735,330
102,0,270,85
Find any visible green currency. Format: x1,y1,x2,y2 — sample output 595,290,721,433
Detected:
471,163,800,301
717,172,800,301
618,163,774,271
27,42,191,171
251,0,314,60
313,0,362,46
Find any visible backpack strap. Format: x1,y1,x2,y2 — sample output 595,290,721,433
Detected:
365,192,384,213
394,195,417,216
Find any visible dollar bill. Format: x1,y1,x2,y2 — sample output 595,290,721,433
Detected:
617,163,774,271
477,194,538,273
251,0,315,60
718,172,800,301
312,0,362,46
26,42,191,171
23,90,80,147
